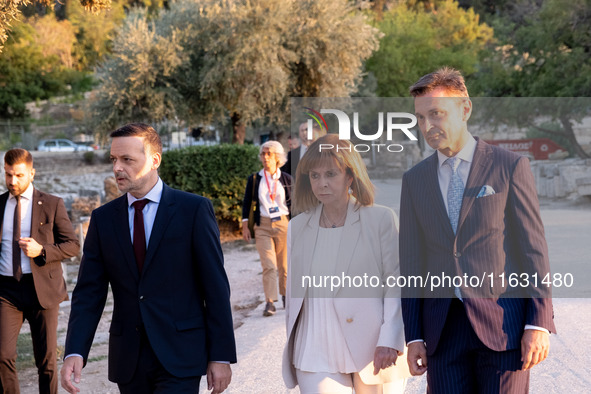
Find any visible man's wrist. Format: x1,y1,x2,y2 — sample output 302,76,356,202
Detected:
524,325,550,334
64,354,83,360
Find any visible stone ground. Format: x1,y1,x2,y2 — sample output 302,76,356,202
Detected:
12,154,591,393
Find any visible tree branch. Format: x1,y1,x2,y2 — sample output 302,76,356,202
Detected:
525,122,566,138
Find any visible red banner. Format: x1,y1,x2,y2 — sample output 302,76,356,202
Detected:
484,138,566,160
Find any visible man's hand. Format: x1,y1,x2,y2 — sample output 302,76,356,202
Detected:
207,362,231,394
373,346,400,375
242,222,251,242
60,355,83,393
521,329,550,370
407,341,428,376
18,237,43,258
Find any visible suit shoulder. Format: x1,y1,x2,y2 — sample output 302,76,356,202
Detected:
483,143,528,175
166,187,213,210
360,204,395,216
360,204,398,223
34,189,62,202
404,154,435,179
93,194,126,215
488,143,523,163
290,209,314,231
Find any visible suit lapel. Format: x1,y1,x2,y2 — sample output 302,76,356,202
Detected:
335,200,361,281
299,206,321,280
0,192,8,240
457,138,493,233
113,195,139,281
425,154,455,240
30,189,43,240
142,185,176,273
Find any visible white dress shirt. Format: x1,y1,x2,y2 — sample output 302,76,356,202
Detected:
299,144,307,159
0,183,34,276
257,169,289,219
437,136,477,215
127,178,163,247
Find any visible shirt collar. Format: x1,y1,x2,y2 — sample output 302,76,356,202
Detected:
259,168,281,180
10,183,34,201
127,178,163,207
437,135,477,168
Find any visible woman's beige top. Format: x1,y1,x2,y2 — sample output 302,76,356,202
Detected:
292,226,357,373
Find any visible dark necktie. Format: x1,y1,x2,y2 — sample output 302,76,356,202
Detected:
13,195,22,281
132,199,150,273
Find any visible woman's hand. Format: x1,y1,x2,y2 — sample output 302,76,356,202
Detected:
373,346,400,375
242,222,252,242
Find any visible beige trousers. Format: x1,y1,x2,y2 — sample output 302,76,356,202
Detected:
295,369,406,394
254,215,288,302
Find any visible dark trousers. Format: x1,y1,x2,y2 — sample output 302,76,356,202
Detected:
0,275,58,394
427,299,529,394
118,327,201,394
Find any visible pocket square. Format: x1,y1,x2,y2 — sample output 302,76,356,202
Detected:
477,185,496,198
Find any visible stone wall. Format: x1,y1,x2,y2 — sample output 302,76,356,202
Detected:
0,151,116,237
530,159,591,200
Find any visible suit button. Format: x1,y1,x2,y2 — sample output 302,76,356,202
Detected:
346,318,353,323
139,295,144,300
454,252,461,258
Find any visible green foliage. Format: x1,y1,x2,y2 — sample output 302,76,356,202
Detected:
1,0,112,52
89,0,380,142
83,151,96,164
159,144,261,227
474,0,591,97
0,19,89,118
67,0,126,70
365,0,493,97
87,8,187,134
471,0,591,157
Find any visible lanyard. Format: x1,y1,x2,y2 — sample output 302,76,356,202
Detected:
264,172,278,203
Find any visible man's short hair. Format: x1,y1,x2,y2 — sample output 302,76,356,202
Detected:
409,67,469,97
110,123,163,154
4,148,33,167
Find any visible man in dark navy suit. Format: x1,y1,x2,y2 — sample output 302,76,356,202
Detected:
61,123,236,393
400,68,555,393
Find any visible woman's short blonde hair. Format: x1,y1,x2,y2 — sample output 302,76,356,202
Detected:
294,134,374,214
259,140,287,167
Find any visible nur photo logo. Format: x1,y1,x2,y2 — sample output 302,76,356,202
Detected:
302,107,418,153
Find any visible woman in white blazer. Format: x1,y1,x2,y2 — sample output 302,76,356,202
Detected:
282,134,409,393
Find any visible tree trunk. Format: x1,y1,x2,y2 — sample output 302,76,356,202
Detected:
372,0,386,20
559,114,590,159
231,112,245,145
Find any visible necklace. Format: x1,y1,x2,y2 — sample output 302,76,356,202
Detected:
321,207,347,228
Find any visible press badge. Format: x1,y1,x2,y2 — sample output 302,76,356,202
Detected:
269,206,281,222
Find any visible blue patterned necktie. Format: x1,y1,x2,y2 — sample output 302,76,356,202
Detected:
446,156,464,300
446,156,464,235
